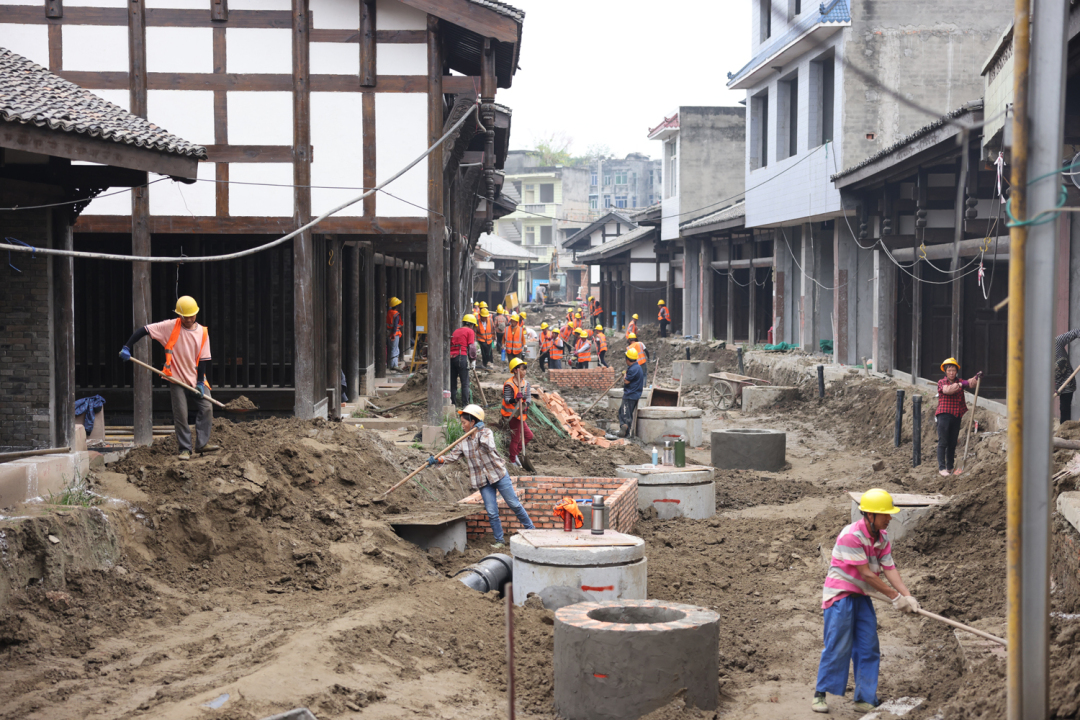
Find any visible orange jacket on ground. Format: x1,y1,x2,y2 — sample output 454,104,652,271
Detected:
554,496,584,528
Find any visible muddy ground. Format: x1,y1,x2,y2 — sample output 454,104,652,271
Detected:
1,340,1079,720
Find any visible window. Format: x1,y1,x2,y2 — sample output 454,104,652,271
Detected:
604,195,612,208
779,74,798,159
760,0,771,42
631,196,637,207
615,196,627,208
590,171,597,186
820,56,835,146
524,184,535,203
788,0,801,19
751,89,769,169
540,183,555,203
615,172,627,185
589,194,598,209
525,227,535,245
540,226,553,245
666,140,678,197
603,173,612,186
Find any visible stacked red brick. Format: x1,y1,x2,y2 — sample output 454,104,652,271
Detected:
459,475,638,539
537,389,626,449
548,366,615,390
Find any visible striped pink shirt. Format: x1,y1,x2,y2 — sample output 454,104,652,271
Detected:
821,518,895,609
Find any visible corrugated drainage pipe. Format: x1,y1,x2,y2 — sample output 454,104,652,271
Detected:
454,553,513,594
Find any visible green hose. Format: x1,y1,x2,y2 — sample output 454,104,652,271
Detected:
529,403,565,438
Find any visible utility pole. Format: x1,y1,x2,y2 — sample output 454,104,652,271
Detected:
1007,0,1068,717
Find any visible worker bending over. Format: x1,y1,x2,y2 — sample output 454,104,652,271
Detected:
387,297,404,370
619,347,645,437
120,295,220,461
450,313,478,407
431,404,534,549
657,299,671,337
935,358,982,476
502,358,533,467
812,489,917,714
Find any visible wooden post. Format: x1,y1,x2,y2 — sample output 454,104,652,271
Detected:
359,0,375,87
347,243,361,402
361,242,375,392
128,0,153,445
912,257,922,382
375,255,387,378
425,14,447,424
700,239,713,341
292,0,314,418
726,238,735,344
327,236,342,419
450,233,462,324
404,262,413,361
51,209,75,449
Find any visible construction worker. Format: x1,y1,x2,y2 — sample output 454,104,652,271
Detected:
627,313,639,337
619,347,645,437
1055,328,1080,421
812,488,917,714
594,324,609,368
430,404,535,549
538,322,554,372
936,358,983,477
573,328,592,369
502,358,533,467
573,311,583,331
566,307,576,326
472,300,480,318
494,306,509,359
550,325,565,370
657,299,671,337
476,308,495,369
626,332,649,367
450,314,478,407
387,297,404,370
120,295,219,461
505,313,525,366
588,295,603,326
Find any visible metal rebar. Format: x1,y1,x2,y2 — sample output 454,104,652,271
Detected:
912,395,922,467
895,389,905,447
817,365,825,398
506,581,516,720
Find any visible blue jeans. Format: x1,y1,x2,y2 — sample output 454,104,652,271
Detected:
479,474,534,542
815,594,880,706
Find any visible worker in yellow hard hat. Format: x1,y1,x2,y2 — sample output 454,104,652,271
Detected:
935,358,983,477
504,313,525,366
618,346,646,437
626,332,648,367
594,324,609,367
476,307,495,368
627,313,639,336
657,298,671,337
503,358,533,467
812,488,916,714
120,295,219,460
588,295,603,325
387,297,404,370
538,322,554,372
450,313,479,407
494,304,510,360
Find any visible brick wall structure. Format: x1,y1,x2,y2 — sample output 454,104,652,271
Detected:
548,366,615,391
459,475,638,540
0,209,53,450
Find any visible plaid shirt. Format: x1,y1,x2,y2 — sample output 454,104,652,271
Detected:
442,427,507,489
936,376,970,418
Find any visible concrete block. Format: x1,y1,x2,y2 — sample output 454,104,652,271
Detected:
1057,492,1080,535
741,385,800,414
616,465,715,519
0,451,90,508
671,360,715,385
421,425,442,446
389,516,467,553
711,429,786,471
73,425,87,452
510,530,647,605
636,407,703,447
75,408,105,441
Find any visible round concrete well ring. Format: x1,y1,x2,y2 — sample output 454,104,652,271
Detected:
710,428,786,472
554,599,720,720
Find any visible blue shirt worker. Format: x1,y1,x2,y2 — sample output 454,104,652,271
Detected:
618,348,646,437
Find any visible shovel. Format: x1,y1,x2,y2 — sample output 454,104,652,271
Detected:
129,357,259,412
375,427,478,500
866,591,1005,646
957,377,981,474
517,399,536,473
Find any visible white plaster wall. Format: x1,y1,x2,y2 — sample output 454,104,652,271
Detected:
630,264,655,282
1,0,44,4
231,0,289,8
311,42,359,75
377,0,427,30
230,163,293,216
310,0,359,29
148,90,215,145
0,24,49,68
63,25,129,71
377,44,425,75
311,92,364,217
375,92,426,217
228,92,293,145
150,164,215,216
674,267,683,289
661,195,679,240
81,187,131,216
590,266,599,283
659,262,670,277
227,28,292,75
630,242,654,259
147,27,213,74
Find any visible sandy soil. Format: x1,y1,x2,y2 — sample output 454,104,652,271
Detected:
1,340,1079,720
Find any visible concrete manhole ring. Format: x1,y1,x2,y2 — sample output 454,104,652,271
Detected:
710,428,786,471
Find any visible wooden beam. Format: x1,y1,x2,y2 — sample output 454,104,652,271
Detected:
361,242,375,390
50,209,75,449
204,144,296,162
398,0,518,43
211,0,227,22
2,5,292,27
129,0,152,446
362,92,376,217
55,70,478,95
327,236,342,419
375,249,387,378
72,215,428,234
346,243,361,401
425,14,446,425
0,120,199,179
213,25,228,215
292,0,315,419
310,28,426,43
48,23,62,70
360,0,375,87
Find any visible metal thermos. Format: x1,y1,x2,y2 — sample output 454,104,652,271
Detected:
662,441,674,466
591,495,606,534
674,436,686,467
563,511,573,532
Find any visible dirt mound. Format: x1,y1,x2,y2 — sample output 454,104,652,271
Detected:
1058,420,1080,440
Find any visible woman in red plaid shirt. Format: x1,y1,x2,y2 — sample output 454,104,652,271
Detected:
935,358,982,477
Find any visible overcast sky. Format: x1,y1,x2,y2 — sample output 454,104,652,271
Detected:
498,0,752,160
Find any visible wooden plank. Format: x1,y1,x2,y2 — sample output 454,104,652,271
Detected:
327,236,343,420
211,0,227,22
204,145,295,162
2,5,291,26
72,215,428,234
292,0,315,419
362,92,376,217
425,14,446,425
213,26,228,215
129,0,153,447
51,210,75,449
48,23,62,70
375,249,387,378
311,28,426,43
57,70,477,94
359,0,375,87
398,0,518,43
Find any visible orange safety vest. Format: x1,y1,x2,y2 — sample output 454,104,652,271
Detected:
590,299,603,317
629,341,647,365
658,306,670,322
386,309,403,338
504,325,524,355
627,319,637,336
162,318,210,388
566,309,575,324
501,377,527,418
539,330,554,353
574,337,591,364
595,332,608,354
476,316,494,344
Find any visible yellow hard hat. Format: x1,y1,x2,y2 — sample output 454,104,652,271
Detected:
174,295,199,317
632,314,639,320
389,297,402,308
511,313,521,322
627,332,637,340
858,488,901,514
458,404,485,422
540,322,549,329
626,348,639,360
595,324,603,331
519,311,527,319
462,313,477,325
577,328,587,336
575,312,582,318
941,357,960,372
657,299,665,306
588,295,594,301
479,301,488,308
497,304,505,312
509,357,528,371
480,308,490,317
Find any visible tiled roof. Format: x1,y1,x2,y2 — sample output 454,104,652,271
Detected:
576,225,656,262
830,101,983,181
477,232,539,260
0,47,207,159
469,0,524,23
563,211,636,249
727,0,850,87
680,201,745,230
628,203,660,221
647,113,679,138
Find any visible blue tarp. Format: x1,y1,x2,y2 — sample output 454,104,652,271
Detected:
74,395,106,435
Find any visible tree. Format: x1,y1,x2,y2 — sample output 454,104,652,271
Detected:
533,132,574,166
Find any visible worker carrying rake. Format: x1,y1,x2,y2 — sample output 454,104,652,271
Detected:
812,489,917,714
430,404,535,549
119,295,220,461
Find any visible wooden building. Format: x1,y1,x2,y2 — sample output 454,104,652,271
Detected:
0,0,524,436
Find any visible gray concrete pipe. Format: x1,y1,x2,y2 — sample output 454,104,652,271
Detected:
454,553,513,594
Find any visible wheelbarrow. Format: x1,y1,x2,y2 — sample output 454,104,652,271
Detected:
708,371,770,410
